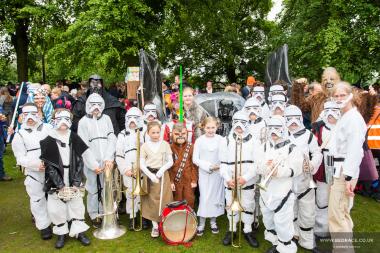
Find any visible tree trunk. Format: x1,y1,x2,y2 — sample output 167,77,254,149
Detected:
226,64,237,83
42,53,46,83
11,17,29,83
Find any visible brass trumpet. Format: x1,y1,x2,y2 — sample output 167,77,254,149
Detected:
229,135,244,248
258,156,284,191
130,128,147,231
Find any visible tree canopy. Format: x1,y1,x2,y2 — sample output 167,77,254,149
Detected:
0,0,379,86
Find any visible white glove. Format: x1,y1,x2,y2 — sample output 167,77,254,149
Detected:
156,167,165,178
151,175,159,184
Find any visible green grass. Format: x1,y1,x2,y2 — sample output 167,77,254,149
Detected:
1,146,379,253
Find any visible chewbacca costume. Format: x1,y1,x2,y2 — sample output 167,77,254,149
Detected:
169,140,198,209
292,75,378,124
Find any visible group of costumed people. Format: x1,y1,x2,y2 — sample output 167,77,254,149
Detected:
10,68,379,253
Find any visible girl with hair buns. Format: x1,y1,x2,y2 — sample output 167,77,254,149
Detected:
139,121,173,238
192,117,225,236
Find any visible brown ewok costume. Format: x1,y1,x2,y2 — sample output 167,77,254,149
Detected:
292,67,378,123
169,123,198,208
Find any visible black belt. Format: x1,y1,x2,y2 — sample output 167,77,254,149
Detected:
333,157,345,162
147,167,160,173
321,148,329,152
278,238,292,245
227,184,255,191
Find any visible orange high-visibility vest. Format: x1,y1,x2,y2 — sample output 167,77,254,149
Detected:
368,104,380,149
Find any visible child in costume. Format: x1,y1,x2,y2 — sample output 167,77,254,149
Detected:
40,109,100,249
169,122,198,208
193,117,225,236
140,121,173,238
12,103,52,240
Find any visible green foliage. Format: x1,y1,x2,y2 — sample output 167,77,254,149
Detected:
272,0,380,84
155,0,274,83
46,0,164,84
0,58,17,84
1,0,379,86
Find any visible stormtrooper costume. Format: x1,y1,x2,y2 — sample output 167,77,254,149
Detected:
284,105,323,250
255,116,303,253
77,93,116,221
243,97,267,141
40,109,98,248
141,103,165,142
313,101,340,238
12,104,52,239
251,86,270,119
268,85,286,103
270,94,287,116
115,107,144,225
220,111,259,247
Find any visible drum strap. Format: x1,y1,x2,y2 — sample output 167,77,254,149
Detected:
174,143,192,183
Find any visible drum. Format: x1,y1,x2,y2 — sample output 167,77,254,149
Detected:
159,200,197,245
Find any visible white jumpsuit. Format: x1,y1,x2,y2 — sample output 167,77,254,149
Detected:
78,114,116,220
255,140,303,253
289,128,323,250
220,133,258,233
115,129,144,218
12,123,52,231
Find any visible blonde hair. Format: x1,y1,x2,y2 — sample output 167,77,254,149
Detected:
201,116,220,129
51,87,62,96
147,121,162,133
332,81,352,95
183,86,194,94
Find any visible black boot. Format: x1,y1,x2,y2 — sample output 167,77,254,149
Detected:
40,226,52,240
244,232,259,248
266,245,279,253
222,231,236,246
77,233,91,246
55,234,66,249
142,217,150,230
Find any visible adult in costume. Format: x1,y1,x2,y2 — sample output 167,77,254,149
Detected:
40,109,99,248
12,103,52,239
291,67,378,123
72,74,125,134
328,82,367,252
